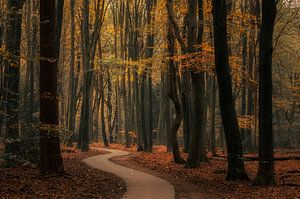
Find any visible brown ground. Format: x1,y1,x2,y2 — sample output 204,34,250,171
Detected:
0,147,126,199
108,144,300,199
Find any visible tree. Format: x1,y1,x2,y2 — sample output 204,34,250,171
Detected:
78,0,91,152
166,0,207,166
212,0,249,180
254,0,277,186
67,0,76,147
167,23,185,164
3,0,26,164
78,0,105,151
21,0,39,163
39,0,64,174
185,0,208,168
166,0,192,153
144,0,157,152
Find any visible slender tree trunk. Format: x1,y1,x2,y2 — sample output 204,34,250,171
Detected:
0,2,4,133
4,0,26,164
106,69,113,143
186,0,207,168
94,84,100,142
145,0,156,152
78,0,91,152
100,69,109,147
140,76,148,150
67,0,76,147
240,1,249,152
212,0,249,181
157,72,167,145
254,0,276,186
167,23,185,164
21,0,37,161
210,77,217,155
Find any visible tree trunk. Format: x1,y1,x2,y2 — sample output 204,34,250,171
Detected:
140,76,148,150
67,0,76,147
253,0,276,186
212,0,249,181
186,0,207,168
4,0,26,164
78,0,91,152
39,0,64,175
106,69,113,143
145,0,156,152
167,23,185,164
100,70,109,147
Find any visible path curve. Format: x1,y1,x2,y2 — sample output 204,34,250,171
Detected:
83,148,175,199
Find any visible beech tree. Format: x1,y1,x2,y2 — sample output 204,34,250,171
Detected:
39,0,64,174
254,0,277,186
3,0,26,164
212,0,249,180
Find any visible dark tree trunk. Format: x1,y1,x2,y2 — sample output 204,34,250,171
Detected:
106,69,113,143
134,70,143,151
122,69,130,147
78,0,92,152
210,77,217,155
241,28,247,147
21,0,38,163
55,0,64,57
115,78,120,143
39,0,64,175
93,83,100,142
181,77,191,153
167,23,185,164
4,0,26,164
67,0,76,147
253,0,276,186
0,2,4,133
100,65,109,147
186,0,207,168
140,76,148,150
212,0,249,181
145,0,156,152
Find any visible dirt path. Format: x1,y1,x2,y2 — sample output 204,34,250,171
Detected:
83,148,175,199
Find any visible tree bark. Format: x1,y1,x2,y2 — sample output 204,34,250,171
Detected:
186,0,207,168
144,0,156,152
4,0,26,164
39,0,64,175
210,77,217,155
78,0,92,152
67,0,76,147
212,0,249,181
253,0,276,186
167,23,185,164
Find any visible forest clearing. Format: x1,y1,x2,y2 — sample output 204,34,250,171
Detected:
0,0,300,198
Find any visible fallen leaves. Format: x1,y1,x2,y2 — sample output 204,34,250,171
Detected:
112,145,300,199
0,149,126,199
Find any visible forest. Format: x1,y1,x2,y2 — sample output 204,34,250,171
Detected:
0,0,299,198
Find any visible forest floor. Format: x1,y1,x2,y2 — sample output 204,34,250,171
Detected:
0,146,126,199
84,148,175,199
92,143,300,199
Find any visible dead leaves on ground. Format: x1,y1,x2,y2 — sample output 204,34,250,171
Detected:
0,149,126,199
113,144,300,199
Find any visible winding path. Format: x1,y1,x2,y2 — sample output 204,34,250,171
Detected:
83,148,175,199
